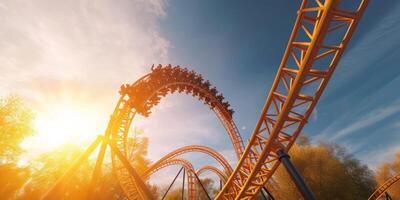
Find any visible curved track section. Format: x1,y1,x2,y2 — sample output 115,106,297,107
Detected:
368,172,400,200
216,1,369,199
146,158,196,200
121,65,244,158
197,165,228,183
108,98,142,199
143,145,233,177
109,65,244,199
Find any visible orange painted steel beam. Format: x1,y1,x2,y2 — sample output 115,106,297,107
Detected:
121,65,245,159
147,158,197,200
108,140,153,200
216,0,369,199
108,66,245,199
197,165,228,183
143,145,233,178
368,172,400,200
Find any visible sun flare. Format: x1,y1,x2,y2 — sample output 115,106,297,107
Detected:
22,104,104,153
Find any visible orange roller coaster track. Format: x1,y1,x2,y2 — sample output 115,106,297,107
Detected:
216,0,369,199
143,145,233,177
142,145,231,200
145,158,197,200
120,64,245,159
197,165,228,183
43,0,372,199
368,172,400,200
142,145,232,199
105,65,245,199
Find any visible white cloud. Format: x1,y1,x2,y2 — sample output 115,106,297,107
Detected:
326,2,400,95
0,0,170,154
134,94,234,162
0,0,169,104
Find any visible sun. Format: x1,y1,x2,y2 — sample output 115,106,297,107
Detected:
24,104,104,152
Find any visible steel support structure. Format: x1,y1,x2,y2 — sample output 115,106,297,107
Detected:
194,168,212,200
161,167,184,200
385,192,393,200
261,187,275,200
110,66,246,198
44,0,372,199
41,136,103,200
41,135,152,200
144,145,233,177
368,172,400,200
145,158,197,200
197,165,228,183
182,168,186,200
216,0,369,199
277,149,316,200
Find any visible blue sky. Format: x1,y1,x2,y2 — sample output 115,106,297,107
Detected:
1,0,400,187
152,0,400,170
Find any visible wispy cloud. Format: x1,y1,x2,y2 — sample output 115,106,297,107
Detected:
358,145,400,170
317,100,400,142
135,94,237,163
0,0,169,106
325,2,400,97
0,0,171,154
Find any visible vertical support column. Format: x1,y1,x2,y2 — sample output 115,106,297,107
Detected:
261,187,275,200
385,192,392,200
277,149,316,200
182,168,185,200
193,171,211,200
88,140,108,199
108,141,153,199
161,167,184,200
264,187,275,200
88,115,114,199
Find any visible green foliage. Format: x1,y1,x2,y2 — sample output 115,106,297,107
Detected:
0,96,34,162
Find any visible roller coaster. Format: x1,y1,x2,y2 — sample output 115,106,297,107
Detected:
41,0,400,199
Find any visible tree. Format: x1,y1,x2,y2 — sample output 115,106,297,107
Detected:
375,150,400,199
0,163,30,199
196,178,217,199
164,188,183,200
163,178,217,200
15,128,152,199
127,127,151,174
16,144,94,199
0,96,34,199
268,142,376,200
0,95,34,162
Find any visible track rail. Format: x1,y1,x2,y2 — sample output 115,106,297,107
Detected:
120,65,245,159
143,145,233,178
368,172,400,200
146,158,197,200
216,0,369,199
197,165,228,183
109,66,244,199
